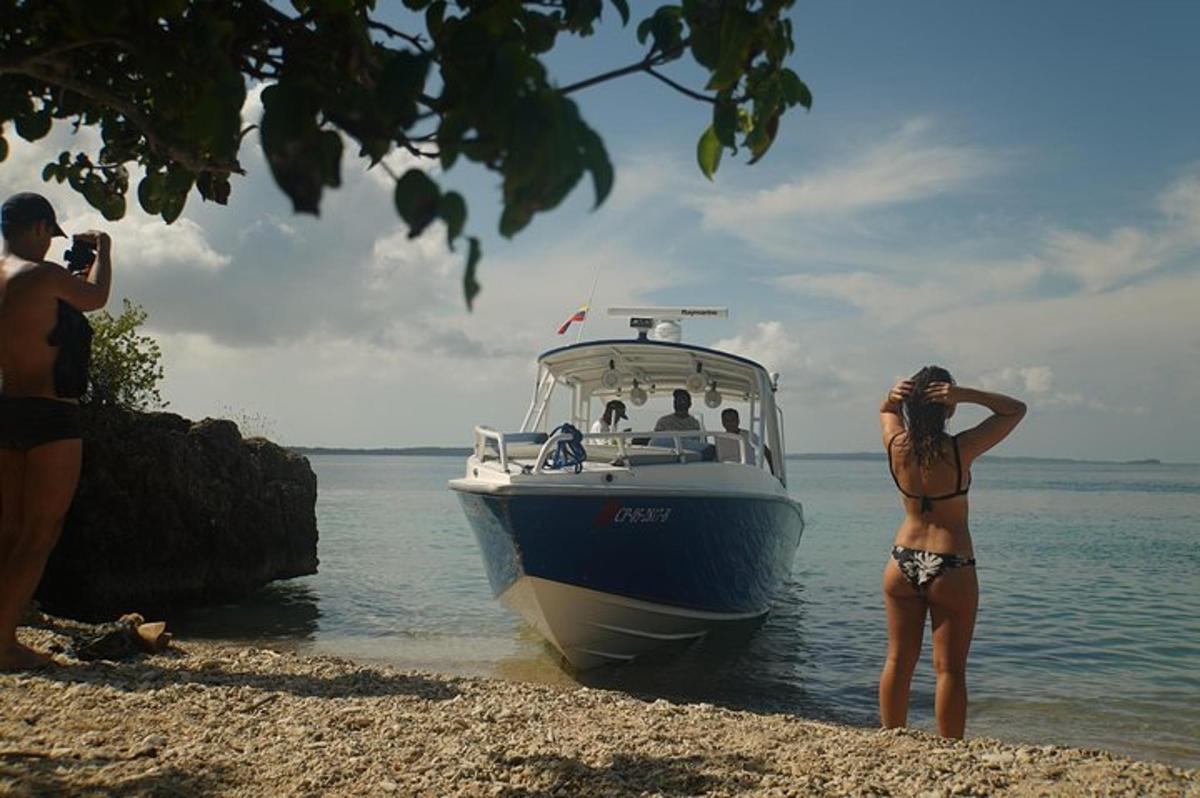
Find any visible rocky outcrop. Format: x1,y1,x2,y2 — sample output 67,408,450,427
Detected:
35,406,318,620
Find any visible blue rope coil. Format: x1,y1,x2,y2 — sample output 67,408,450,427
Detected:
546,423,587,474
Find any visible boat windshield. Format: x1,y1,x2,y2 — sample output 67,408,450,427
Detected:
512,339,788,484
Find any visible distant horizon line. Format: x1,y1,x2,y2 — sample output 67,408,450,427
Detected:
286,445,1187,466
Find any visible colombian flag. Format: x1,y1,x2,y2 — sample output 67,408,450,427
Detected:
557,305,588,335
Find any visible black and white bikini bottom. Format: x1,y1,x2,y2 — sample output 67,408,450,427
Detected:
891,545,976,594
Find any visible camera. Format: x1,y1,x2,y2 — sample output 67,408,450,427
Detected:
63,239,96,274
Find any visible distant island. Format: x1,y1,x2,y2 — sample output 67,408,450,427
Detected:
289,447,1170,466
291,446,473,456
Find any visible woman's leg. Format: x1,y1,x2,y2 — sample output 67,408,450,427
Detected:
879,560,927,728
927,565,979,738
0,439,81,669
0,449,29,661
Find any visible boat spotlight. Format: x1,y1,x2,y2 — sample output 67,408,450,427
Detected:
601,359,620,390
630,380,648,407
704,381,721,409
685,362,705,393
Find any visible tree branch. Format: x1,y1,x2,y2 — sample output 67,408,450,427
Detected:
0,37,130,71
645,67,716,104
557,42,702,100
558,54,655,96
366,20,429,55
2,63,242,177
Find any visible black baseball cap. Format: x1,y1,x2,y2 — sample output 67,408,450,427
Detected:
1,192,66,237
606,400,628,420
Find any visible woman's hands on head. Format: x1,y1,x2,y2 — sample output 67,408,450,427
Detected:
887,379,914,406
924,381,961,406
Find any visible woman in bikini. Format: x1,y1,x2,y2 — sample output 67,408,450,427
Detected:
878,365,1026,738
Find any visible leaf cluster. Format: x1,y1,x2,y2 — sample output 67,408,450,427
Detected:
0,0,808,307
85,298,167,411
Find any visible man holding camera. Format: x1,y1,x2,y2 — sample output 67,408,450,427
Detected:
0,192,111,669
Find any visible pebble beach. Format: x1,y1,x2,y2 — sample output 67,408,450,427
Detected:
2,623,1195,797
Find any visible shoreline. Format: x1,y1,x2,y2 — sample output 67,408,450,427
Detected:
288,446,1189,466
3,624,1195,796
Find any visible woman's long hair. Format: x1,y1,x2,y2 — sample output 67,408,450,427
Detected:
902,365,955,468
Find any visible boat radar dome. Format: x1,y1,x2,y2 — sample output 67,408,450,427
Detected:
607,306,729,343
654,320,682,343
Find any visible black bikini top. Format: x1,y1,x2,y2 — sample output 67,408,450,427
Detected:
887,432,971,513
46,299,93,399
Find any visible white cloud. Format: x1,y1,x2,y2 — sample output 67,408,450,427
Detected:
693,117,998,230
1044,226,1160,293
1041,170,1200,293
712,321,867,403
775,270,961,327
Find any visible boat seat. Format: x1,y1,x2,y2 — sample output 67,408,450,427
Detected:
482,432,547,461
578,444,703,466
498,442,703,465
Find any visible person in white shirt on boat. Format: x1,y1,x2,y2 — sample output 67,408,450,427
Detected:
716,408,755,464
715,408,774,472
590,400,628,444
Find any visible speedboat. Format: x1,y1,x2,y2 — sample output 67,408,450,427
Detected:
448,308,805,669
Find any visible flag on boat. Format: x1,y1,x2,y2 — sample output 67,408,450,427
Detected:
557,305,588,334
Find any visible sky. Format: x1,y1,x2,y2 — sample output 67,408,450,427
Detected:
2,1,1198,461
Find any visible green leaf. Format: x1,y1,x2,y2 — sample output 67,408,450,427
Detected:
583,130,613,208
609,0,630,25
523,12,558,54
138,172,166,215
378,51,430,127
159,168,194,224
713,100,737,148
426,1,447,39
696,125,722,180
636,17,653,44
319,130,343,188
780,69,813,110
42,163,57,182
706,8,754,92
260,82,326,214
747,113,780,165
196,172,231,204
394,168,440,238
463,236,481,310
438,191,466,246
15,110,52,142
99,192,126,221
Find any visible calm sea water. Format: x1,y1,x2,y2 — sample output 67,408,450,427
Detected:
177,455,1200,768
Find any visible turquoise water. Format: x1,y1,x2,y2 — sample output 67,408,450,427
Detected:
178,455,1200,768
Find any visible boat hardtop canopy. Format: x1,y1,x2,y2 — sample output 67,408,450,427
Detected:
536,338,773,400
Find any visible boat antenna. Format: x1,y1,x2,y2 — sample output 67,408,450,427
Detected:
575,258,604,343
606,307,729,342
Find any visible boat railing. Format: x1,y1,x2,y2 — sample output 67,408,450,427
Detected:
529,429,751,475
473,425,510,472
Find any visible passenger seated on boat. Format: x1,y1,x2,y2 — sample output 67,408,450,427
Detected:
653,389,702,433
650,389,705,451
716,408,774,472
590,400,628,445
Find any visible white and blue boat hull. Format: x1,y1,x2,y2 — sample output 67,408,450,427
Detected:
454,487,804,669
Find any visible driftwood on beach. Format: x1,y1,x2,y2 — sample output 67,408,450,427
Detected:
34,406,318,620
1,619,1195,797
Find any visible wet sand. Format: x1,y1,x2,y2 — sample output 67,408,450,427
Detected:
1,623,1195,797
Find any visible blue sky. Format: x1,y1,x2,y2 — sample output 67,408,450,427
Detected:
2,1,1197,460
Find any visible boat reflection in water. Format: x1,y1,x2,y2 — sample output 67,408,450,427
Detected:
450,308,805,670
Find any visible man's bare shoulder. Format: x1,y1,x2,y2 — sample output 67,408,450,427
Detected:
2,259,68,289
2,257,63,278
